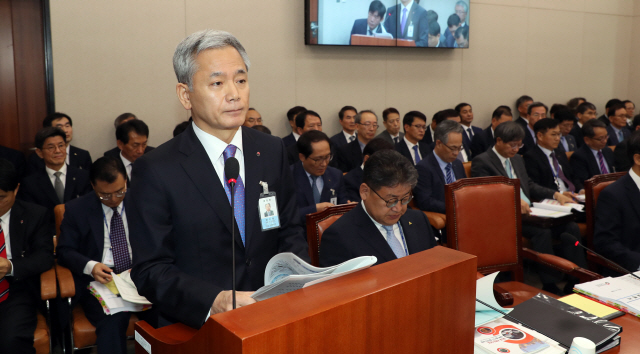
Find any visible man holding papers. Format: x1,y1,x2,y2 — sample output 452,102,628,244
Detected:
58,156,151,354
319,150,437,267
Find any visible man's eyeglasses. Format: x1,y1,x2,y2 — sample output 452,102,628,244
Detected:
411,124,427,131
442,143,463,153
507,142,524,150
368,185,413,208
591,135,609,143
358,122,379,129
97,188,127,201
43,144,66,153
309,154,332,164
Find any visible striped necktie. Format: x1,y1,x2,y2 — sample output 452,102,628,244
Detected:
0,225,9,303
445,163,455,184
597,151,609,174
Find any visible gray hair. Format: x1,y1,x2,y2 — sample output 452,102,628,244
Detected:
434,120,464,145
173,29,251,90
363,150,419,190
494,121,525,143
354,110,378,124
456,1,469,12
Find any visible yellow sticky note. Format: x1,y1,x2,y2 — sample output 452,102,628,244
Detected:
105,279,120,295
559,294,618,318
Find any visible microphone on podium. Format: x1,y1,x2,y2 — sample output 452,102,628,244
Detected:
224,157,240,309
569,235,640,281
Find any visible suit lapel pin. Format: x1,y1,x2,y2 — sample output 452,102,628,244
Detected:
257,152,260,157
20,220,23,224
73,177,76,181
409,221,412,225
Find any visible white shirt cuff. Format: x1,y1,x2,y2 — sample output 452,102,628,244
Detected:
6,260,14,276
204,309,212,324
84,261,99,277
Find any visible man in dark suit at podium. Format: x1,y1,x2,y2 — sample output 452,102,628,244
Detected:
130,30,308,329
319,150,437,267
384,0,429,47
350,1,387,45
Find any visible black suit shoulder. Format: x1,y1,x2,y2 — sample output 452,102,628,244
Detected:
343,167,363,203
0,145,26,179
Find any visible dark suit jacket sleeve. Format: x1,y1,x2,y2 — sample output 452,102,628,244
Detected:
57,202,94,275
415,11,429,47
414,162,445,214
570,151,589,191
318,219,353,267
614,141,631,172
11,204,54,281
337,175,348,204
523,151,545,188
129,157,222,329
594,184,640,271
470,155,492,177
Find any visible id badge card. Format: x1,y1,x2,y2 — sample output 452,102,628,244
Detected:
330,188,338,205
258,181,281,231
407,23,414,38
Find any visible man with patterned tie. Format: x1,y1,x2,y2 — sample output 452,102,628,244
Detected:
58,156,153,354
319,150,437,267
606,102,632,146
329,105,358,149
472,122,586,295
383,0,429,47
570,119,616,191
0,159,53,353
376,107,404,144
129,30,308,329
396,110,432,165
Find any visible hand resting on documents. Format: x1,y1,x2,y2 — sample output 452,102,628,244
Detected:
212,290,257,314
92,263,113,284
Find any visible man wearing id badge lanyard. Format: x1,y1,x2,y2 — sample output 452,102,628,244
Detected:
383,0,429,47
58,156,154,354
129,30,308,329
319,150,437,267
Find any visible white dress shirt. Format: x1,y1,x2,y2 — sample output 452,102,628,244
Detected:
83,201,132,276
361,201,406,254
293,132,300,141
404,137,422,163
46,163,67,189
120,152,133,180
342,130,356,143
305,170,324,196
192,122,246,186
0,209,14,276
66,144,71,166
630,167,640,190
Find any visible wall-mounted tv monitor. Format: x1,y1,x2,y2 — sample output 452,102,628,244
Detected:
305,0,469,48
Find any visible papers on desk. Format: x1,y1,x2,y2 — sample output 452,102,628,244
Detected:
530,199,583,218
529,207,570,218
251,253,376,301
89,270,152,315
475,272,512,326
474,318,565,354
575,271,640,318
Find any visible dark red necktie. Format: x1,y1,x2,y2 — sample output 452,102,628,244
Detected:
0,225,9,303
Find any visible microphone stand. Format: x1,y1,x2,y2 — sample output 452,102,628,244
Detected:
229,180,237,310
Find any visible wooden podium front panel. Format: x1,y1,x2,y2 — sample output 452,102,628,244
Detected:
350,34,396,46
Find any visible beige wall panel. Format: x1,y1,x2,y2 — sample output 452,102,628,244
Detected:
460,4,528,128
580,13,632,112
185,0,301,137
528,0,585,12
524,8,584,108
50,1,186,158
471,0,529,8
585,0,634,16
628,15,640,108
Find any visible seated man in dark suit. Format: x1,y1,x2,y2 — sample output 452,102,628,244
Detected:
441,14,461,47
471,121,586,294
103,112,138,158
570,101,597,148
456,102,483,161
332,110,379,172
282,106,307,148
329,106,357,149
427,21,444,48
58,157,154,354
518,102,548,155
344,138,394,203
454,25,469,48
594,132,640,273
376,107,404,144
350,0,387,44
18,127,92,224
614,116,640,172
291,131,347,225
570,119,615,191
414,120,467,214
420,110,438,145
598,98,622,126
0,145,25,181
554,110,578,153
470,105,512,158
623,100,635,127
319,150,437,267
383,0,429,47
287,110,324,165
27,112,93,175
0,159,54,353
605,102,632,146
514,95,533,128
104,119,153,182
397,111,432,165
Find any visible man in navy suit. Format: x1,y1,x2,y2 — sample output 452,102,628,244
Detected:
103,120,154,183
350,1,387,44
397,111,432,165
594,132,640,272
329,106,357,149
518,102,547,155
130,30,308,329
456,103,482,161
441,14,460,47
376,107,404,144
570,102,597,148
58,157,153,354
27,112,92,175
470,106,512,158
414,121,467,215
554,110,578,153
514,95,533,127
343,138,394,203
333,110,379,172
282,106,306,148
570,119,615,191
18,128,92,224
598,98,622,126
606,102,632,146
0,159,54,353
287,110,324,165
291,131,347,225
383,0,429,47
319,150,437,267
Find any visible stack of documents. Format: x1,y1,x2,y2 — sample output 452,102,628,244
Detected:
574,271,640,318
530,199,584,218
251,253,376,301
89,270,152,315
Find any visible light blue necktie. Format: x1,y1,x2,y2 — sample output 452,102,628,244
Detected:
561,136,569,151
445,163,455,184
412,145,421,164
618,130,624,142
382,225,405,258
310,175,321,204
505,158,531,205
400,8,408,36
223,145,246,245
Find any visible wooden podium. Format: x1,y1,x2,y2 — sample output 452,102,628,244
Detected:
350,34,416,47
134,246,477,354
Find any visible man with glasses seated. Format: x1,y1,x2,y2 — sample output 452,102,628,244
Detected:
518,102,548,155
291,131,347,225
470,106,513,159
58,156,154,354
287,110,324,165
471,122,586,295
319,150,437,267
396,111,433,165
242,108,263,128
18,127,92,224
570,119,616,191
332,110,380,172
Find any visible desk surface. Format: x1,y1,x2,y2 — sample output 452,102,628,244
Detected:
606,314,640,353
